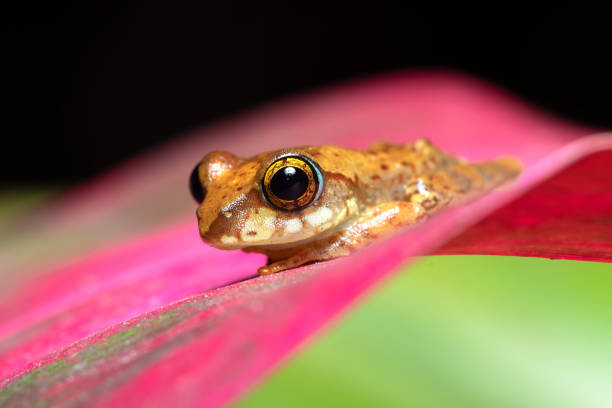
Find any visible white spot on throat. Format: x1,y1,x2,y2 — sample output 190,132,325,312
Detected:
221,235,238,245
304,206,333,227
240,207,276,242
284,218,303,234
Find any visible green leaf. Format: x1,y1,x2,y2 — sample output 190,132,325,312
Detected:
237,255,612,408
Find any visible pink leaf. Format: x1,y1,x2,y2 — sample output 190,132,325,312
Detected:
1,72,610,407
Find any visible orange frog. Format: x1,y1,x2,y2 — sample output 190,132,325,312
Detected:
190,140,521,275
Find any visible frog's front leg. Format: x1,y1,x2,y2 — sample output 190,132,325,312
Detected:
257,201,425,275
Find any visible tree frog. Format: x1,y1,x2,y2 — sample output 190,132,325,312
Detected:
190,140,521,275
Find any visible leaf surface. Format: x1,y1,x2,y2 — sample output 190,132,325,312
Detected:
1,72,610,407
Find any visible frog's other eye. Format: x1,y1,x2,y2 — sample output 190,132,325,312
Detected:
263,156,322,211
189,163,207,204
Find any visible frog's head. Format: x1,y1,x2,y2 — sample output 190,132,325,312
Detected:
190,147,360,250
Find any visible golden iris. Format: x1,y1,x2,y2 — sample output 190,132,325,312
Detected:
263,156,319,210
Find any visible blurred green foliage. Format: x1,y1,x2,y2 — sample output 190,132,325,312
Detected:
237,255,612,408
0,188,57,223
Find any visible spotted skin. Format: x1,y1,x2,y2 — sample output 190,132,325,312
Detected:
193,140,522,275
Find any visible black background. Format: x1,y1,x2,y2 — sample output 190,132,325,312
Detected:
5,3,611,185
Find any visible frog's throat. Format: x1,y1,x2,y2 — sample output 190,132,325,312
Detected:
214,215,356,251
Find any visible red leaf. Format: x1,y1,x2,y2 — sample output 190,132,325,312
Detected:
437,150,612,261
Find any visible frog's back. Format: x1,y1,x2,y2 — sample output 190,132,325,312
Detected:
305,140,459,205
305,139,520,207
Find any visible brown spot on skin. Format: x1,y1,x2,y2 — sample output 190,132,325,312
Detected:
380,164,389,171
401,161,416,171
422,198,439,210
371,175,381,181
247,231,257,236
237,187,242,191
254,209,259,214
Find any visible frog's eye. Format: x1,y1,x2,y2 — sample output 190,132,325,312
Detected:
189,163,207,204
262,156,322,211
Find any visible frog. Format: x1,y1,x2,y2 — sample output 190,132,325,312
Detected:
189,140,522,275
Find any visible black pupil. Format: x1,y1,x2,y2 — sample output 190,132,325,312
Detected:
270,166,309,201
189,164,206,203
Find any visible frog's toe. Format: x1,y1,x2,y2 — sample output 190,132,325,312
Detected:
258,259,301,275
257,251,316,275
